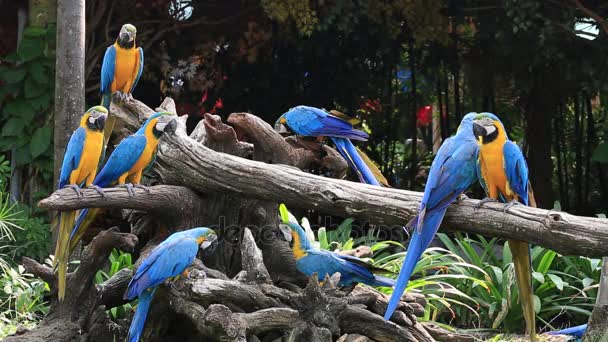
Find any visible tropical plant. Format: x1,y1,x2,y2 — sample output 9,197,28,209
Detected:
308,217,490,323
436,233,600,333
95,249,134,320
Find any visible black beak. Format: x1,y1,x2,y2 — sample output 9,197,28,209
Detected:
120,32,132,42
165,119,177,134
473,122,486,138
96,115,107,130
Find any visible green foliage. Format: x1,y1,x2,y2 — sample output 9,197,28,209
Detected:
0,197,48,339
0,25,55,189
95,249,134,320
436,233,599,332
9,205,50,263
374,241,489,322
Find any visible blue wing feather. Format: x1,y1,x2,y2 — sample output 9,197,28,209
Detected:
93,135,147,187
100,45,116,95
130,48,144,93
503,140,529,205
126,236,198,300
59,127,86,189
285,106,368,140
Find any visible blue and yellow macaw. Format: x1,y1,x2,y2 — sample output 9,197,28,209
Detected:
68,112,177,255
473,112,537,341
278,204,395,287
53,106,107,301
384,113,480,320
275,106,386,186
100,23,144,146
125,227,216,342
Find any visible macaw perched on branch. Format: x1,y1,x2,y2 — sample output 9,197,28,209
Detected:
278,204,395,287
125,227,217,342
473,112,537,341
100,23,144,147
275,105,387,186
384,113,480,320
67,112,177,257
53,106,107,301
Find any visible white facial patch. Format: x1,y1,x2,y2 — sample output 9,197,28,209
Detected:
89,116,96,124
485,125,497,135
155,121,168,131
279,223,293,242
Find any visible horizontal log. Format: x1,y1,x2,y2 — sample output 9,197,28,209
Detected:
39,98,608,258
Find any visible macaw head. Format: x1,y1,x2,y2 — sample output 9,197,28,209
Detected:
278,204,312,252
82,105,108,132
274,113,290,134
456,112,478,134
117,24,137,47
141,111,178,138
472,112,507,145
183,227,217,250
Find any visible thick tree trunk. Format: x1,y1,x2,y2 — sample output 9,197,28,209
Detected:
54,0,85,187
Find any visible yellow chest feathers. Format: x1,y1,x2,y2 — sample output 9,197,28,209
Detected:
291,231,307,259
112,43,140,93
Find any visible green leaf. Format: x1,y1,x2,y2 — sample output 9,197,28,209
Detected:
28,63,50,85
15,144,31,165
24,76,47,99
29,93,52,111
537,250,556,274
1,68,27,84
592,142,608,163
532,271,545,284
4,100,36,121
318,227,328,250
23,27,46,38
1,118,26,137
18,36,45,61
533,294,541,314
30,126,52,158
547,274,564,291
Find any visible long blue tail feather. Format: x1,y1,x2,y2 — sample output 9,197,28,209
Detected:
331,137,380,186
384,210,445,320
127,288,156,342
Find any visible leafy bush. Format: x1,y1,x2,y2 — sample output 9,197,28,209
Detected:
9,205,50,263
95,249,134,320
0,194,49,339
436,233,599,332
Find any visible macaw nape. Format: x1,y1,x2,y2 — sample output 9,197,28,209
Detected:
384,113,480,320
67,112,177,264
278,204,395,288
100,23,144,147
53,105,108,301
473,112,537,341
125,227,217,342
275,105,388,186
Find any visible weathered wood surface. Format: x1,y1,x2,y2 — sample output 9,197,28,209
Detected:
39,98,608,257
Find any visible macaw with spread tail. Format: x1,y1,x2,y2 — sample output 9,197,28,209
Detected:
68,112,177,256
547,324,587,341
125,227,217,342
384,113,480,320
278,204,395,287
473,112,537,341
275,105,386,186
53,106,107,301
100,23,144,147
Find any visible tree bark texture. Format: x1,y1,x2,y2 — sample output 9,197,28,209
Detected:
53,0,85,187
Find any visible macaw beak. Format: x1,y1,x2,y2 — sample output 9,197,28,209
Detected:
96,114,107,130
473,117,496,141
199,233,217,250
274,117,289,134
164,118,178,134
